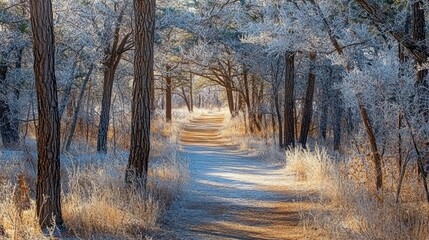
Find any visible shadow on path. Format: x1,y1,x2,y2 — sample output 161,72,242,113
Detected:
158,113,321,240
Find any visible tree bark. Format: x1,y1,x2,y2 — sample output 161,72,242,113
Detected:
181,86,191,112
225,79,235,116
411,0,429,120
97,57,121,153
299,52,316,148
243,69,252,133
165,65,172,122
190,73,194,112
29,0,63,228
358,99,383,191
284,51,295,149
274,90,283,147
333,101,342,151
126,0,155,187
96,10,131,153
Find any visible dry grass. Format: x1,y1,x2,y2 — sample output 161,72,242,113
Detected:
285,147,429,240
0,109,191,239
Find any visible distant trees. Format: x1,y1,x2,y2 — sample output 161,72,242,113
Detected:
125,0,155,187
29,0,63,228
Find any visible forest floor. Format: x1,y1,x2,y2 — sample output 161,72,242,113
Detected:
158,112,322,240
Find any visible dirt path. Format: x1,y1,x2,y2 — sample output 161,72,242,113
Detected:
160,112,318,240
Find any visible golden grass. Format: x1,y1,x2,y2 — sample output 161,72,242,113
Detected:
285,147,429,240
0,109,191,239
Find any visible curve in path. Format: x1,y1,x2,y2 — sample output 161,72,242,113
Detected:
161,112,319,240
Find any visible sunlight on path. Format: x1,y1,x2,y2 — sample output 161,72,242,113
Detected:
160,112,320,240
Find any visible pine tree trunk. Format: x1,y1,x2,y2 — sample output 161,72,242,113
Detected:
29,0,63,228
126,0,155,187
284,51,295,149
299,53,316,148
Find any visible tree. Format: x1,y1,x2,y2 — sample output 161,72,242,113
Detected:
29,0,63,228
96,1,133,153
299,52,316,148
284,51,295,149
125,0,155,187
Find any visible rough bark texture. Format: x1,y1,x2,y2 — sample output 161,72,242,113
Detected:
29,0,63,228
126,0,155,187
299,53,316,148
284,51,295,149
166,65,172,122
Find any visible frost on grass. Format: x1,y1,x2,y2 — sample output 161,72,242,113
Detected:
0,142,188,239
285,147,429,240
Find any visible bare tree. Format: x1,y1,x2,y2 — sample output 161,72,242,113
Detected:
29,0,63,228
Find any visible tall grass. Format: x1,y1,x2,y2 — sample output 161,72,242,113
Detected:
0,148,188,239
285,147,429,240
0,109,191,239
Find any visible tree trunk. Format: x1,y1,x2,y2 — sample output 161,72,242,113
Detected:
225,80,235,116
358,99,383,192
96,11,130,153
64,64,94,151
333,102,342,151
190,73,194,112
97,56,121,153
165,65,172,122
299,53,316,148
319,109,328,139
412,0,429,121
29,0,63,228
243,69,252,133
126,0,155,187
181,86,191,112
284,51,295,149
274,90,283,147
0,61,20,148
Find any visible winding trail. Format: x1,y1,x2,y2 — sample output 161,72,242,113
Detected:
161,112,319,240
